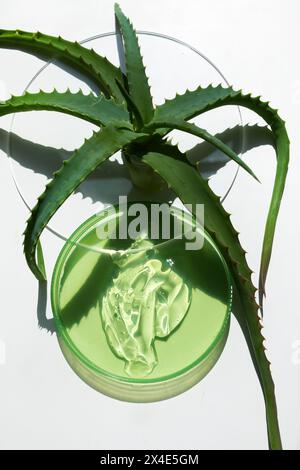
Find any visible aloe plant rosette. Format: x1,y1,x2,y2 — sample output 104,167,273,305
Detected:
0,4,289,449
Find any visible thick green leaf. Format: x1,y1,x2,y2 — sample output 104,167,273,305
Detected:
114,3,154,124
145,119,259,182
186,124,274,179
0,89,131,126
115,78,143,128
24,126,145,280
232,286,281,450
154,85,289,306
36,239,46,281
141,145,281,449
154,85,238,123
0,29,123,100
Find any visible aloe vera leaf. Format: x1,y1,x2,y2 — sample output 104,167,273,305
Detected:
146,119,259,182
114,4,154,124
141,147,281,449
186,124,274,179
154,85,289,304
24,126,145,280
36,239,46,281
232,287,281,450
115,78,143,129
0,90,131,126
0,29,123,100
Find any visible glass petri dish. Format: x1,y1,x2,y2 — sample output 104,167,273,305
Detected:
7,31,245,249
51,203,232,402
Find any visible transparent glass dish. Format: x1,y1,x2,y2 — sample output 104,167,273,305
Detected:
7,31,245,247
51,204,232,402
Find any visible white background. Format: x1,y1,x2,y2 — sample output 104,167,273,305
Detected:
0,0,299,450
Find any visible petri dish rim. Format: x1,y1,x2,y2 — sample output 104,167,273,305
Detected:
51,204,233,385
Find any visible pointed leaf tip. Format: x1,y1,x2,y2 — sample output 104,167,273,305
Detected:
114,2,154,124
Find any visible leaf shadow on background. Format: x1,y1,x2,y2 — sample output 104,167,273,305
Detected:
0,124,274,333
58,250,115,329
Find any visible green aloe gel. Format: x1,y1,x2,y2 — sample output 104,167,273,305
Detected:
51,204,232,401
102,237,191,378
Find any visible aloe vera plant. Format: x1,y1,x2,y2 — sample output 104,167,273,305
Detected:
0,4,289,449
